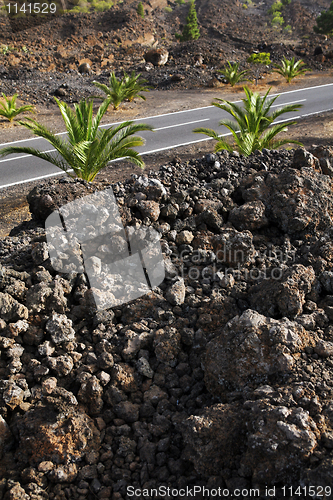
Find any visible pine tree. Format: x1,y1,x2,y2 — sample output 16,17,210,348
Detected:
137,1,144,18
180,1,200,41
314,1,333,35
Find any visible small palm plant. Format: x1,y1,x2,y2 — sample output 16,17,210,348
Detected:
193,86,303,156
0,93,34,122
273,56,309,83
0,97,154,182
124,71,152,102
93,71,151,110
218,61,250,87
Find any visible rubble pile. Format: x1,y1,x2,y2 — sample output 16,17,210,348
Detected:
1,146,333,498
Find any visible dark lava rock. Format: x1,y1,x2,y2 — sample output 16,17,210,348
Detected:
54,87,67,97
204,309,317,400
78,62,91,74
1,147,333,496
144,48,169,66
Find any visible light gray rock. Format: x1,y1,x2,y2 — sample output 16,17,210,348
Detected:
165,277,186,305
46,313,75,344
0,292,28,322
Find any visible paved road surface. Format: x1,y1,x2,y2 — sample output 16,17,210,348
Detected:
0,82,333,189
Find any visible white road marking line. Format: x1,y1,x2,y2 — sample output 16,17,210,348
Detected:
1,79,333,187
0,153,33,162
154,118,210,131
0,148,56,163
100,104,220,125
0,135,53,146
273,116,301,124
269,81,333,97
0,107,216,148
271,99,306,107
0,105,329,169
301,107,333,117
0,170,74,189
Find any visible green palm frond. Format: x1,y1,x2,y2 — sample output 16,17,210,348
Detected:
0,97,154,182
218,61,251,87
0,93,34,122
193,126,233,153
0,146,74,174
259,122,303,149
273,56,309,83
93,71,151,110
193,86,303,156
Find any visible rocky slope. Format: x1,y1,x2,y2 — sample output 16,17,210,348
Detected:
0,0,332,106
0,146,333,498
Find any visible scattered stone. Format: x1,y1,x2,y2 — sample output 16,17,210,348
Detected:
0,292,28,322
229,200,268,231
78,62,91,74
45,313,75,344
165,277,186,305
137,356,154,378
182,403,246,475
144,48,169,66
113,401,139,423
54,87,67,97
137,200,160,221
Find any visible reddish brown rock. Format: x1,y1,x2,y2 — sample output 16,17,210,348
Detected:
242,167,333,234
4,483,29,500
194,199,224,214
229,200,268,231
153,326,181,366
196,293,239,334
249,264,316,318
192,228,255,268
121,291,166,323
137,200,160,221
0,293,28,322
309,145,333,177
165,277,186,306
212,228,256,267
78,61,92,74
112,363,139,393
2,381,25,410
13,403,100,466
27,180,94,221
292,148,320,171
113,401,140,423
204,309,318,400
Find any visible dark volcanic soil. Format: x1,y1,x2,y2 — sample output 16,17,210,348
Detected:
0,0,332,107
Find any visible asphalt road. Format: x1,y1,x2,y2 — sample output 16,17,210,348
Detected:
0,82,333,189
